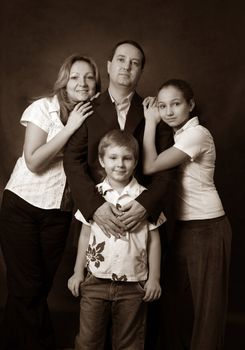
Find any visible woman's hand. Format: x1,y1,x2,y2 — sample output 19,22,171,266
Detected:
66,101,93,134
24,101,94,173
143,97,161,124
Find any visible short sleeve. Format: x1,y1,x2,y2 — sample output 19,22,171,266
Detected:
74,210,91,226
148,211,166,231
174,127,207,160
20,98,51,133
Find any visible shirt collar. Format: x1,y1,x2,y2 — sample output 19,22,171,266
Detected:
96,176,144,197
175,116,199,136
108,89,135,106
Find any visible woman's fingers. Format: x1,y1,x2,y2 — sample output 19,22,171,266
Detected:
75,101,91,111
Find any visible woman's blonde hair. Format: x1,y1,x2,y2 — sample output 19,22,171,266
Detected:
52,54,101,124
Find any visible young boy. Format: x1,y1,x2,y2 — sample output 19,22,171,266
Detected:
68,129,165,350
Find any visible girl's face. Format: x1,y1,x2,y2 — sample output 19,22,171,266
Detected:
66,60,96,103
157,86,194,131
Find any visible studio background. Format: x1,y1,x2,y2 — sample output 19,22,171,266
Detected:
1,0,245,348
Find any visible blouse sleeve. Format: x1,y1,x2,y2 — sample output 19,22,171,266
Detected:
174,127,207,161
20,98,51,133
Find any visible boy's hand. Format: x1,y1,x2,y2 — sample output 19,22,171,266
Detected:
143,278,162,302
68,272,84,297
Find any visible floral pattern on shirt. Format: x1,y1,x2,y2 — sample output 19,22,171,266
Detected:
112,273,127,281
75,177,165,281
135,249,147,273
86,235,105,268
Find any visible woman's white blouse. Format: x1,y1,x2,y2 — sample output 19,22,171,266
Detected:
174,117,225,220
5,95,67,209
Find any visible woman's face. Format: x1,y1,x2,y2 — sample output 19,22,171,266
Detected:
157,86,194,131
66,60,96,103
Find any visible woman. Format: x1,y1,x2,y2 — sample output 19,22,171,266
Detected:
0,53,100,350
143,79,232,350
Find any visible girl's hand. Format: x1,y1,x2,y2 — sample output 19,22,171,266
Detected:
143,96,161,124
67,272,84,297
66,101,93,134
143,278,162,302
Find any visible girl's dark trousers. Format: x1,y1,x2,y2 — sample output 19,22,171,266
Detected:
162,216,232,350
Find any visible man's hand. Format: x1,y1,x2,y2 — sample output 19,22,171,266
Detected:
119,200,148,232
93,202,127,238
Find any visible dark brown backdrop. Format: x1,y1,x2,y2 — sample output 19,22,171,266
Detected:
1,0,245,348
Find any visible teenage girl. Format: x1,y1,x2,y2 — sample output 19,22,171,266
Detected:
143,79,232,350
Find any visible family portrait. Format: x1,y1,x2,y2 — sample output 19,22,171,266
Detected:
0,1,244,349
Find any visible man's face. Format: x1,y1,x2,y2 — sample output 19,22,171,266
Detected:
107,43,143,90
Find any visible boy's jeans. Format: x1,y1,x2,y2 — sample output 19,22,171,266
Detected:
75,273,147,350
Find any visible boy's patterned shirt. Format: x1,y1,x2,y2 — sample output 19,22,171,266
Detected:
75,177,165,281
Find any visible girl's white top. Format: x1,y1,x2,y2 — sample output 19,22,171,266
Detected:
174,117,225,220
5,95,67,209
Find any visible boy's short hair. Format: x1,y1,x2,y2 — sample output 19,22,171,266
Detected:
98,129,139,162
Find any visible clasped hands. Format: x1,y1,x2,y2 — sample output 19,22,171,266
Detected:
93,200,147,238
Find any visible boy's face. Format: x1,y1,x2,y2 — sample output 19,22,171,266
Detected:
99,145,137,187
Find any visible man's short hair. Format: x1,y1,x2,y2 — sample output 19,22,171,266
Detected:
108,40,146,69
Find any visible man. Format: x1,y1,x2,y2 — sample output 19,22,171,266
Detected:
64,39,176,350
64,40,175,238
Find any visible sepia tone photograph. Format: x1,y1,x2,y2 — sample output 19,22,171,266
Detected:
0,0,244,349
